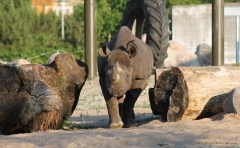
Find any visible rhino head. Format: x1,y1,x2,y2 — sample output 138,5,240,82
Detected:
99,41,138,97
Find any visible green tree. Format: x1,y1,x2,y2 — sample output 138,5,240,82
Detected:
0,0,85,63
96,0,126,43
1,0,240,64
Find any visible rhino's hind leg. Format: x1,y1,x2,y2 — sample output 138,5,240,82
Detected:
107,97,124,128
122,88,142,128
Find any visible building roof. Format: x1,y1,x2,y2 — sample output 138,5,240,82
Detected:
32,0,83,7
54,0,83,6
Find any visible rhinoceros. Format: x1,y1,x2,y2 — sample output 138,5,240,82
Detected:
97,26,153,128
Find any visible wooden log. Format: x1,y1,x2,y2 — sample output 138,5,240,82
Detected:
222,87,240,114
148,68,168,115
153,66,240,122
0,52,88,134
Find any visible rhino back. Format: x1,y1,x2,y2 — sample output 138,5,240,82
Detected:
107,26,135,51
108,26,153,79
131,37,153,80
98,26,153,81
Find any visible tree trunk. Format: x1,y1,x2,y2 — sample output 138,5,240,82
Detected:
153,66,240,122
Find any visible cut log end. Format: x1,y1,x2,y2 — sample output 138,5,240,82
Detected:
154,67,188,122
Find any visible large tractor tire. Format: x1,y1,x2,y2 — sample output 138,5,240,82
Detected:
120,0,170,68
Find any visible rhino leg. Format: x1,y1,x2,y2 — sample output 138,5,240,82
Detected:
119,103,123,119
99,76,123,128
122,88,142,128
117,96,124,118
106,97,124,128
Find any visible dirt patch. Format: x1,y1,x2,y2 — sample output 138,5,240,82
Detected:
1,76,240,147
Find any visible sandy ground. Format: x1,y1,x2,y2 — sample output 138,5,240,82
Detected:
0,76,240,148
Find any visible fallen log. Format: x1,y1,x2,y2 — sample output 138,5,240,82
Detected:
222,87,240,114
152,66,240,122
0,52,88,134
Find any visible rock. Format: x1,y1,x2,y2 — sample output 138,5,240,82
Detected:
222,87,240,114
176,53,200,66
0,52,88,134
164,40,200,67
0,59,7,65
9,59,30,66
48,52,60,64
195,43,212,66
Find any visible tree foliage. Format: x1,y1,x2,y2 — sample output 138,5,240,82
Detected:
1,0,240,63
96,0,126,43
0,0,84,64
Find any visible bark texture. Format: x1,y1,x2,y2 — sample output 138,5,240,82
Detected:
0,52,88,134
153,66,240,122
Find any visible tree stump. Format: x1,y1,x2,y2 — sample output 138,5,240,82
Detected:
152,66,240,122
0,52,88,134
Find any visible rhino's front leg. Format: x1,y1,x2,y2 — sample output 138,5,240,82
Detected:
117,96,124,119
107,97,123,128
122,88,142,128
99,75,123,128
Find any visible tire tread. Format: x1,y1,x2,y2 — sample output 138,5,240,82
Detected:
120,0,170,68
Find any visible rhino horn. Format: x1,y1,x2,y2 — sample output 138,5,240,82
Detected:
112,65,120,84
99,43,111,57
114,61,122,71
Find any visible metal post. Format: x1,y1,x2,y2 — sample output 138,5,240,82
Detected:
212,0,224,66
84,0,97,78
236,16,239,63
61,1,65,39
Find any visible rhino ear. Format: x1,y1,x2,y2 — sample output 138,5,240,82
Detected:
126,40,137,58
99,42,110,57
